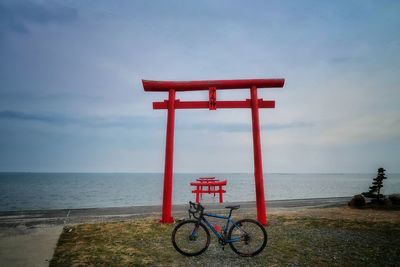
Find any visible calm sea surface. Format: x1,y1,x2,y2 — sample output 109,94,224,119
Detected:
0,173,399,211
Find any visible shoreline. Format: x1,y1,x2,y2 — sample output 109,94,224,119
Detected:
51,206,400,266
1,196,399,267
0,196,351,226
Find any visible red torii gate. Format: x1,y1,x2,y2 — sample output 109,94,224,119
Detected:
142,78,285,225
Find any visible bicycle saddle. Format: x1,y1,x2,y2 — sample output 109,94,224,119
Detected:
225,205,240,210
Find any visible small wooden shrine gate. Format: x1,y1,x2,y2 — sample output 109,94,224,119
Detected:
191,178,227,203
142,78,285,225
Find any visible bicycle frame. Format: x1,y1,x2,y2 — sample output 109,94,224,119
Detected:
197,212,242,244
175,202,267,257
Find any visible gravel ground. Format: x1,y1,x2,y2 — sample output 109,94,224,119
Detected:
0,198,351,267
50,206,400,267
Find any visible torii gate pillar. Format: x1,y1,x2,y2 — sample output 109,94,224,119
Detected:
250,86,267,224
142,78,285,226
161,89,175,223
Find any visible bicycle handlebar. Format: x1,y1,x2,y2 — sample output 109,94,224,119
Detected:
188,201,204,219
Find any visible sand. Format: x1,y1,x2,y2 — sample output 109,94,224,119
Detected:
0,197,350,267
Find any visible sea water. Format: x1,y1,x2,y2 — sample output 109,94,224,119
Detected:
0,172,399,211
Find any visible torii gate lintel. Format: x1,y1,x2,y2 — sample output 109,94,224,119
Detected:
142,78,285,225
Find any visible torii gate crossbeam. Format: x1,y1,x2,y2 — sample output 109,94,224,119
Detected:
142,78,285,226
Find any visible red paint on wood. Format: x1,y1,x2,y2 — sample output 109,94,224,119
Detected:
142,78,284,226
190,180,227,186
250,86,267,226
160,89,175,224
197,177,218,196
197,177,216,181
191,179,227,203
143,79,284,92
153,100,275,109
209,87,217,110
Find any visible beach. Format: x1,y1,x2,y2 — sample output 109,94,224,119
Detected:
0,197,369,266
2,197,400,266
1,0,399,265
0,197,350,226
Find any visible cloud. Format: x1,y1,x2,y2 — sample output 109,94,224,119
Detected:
0,109,314,133
0,110,164,129
0,1,399,172
328,56,362,64
177,121,313,132
0,110,64,123
0,0,78,34
264,122,314,130
318,113,400,145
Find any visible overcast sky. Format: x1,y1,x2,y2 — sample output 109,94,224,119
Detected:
0,0,399,173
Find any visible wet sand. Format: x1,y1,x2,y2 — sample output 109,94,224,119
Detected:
0,197,350,226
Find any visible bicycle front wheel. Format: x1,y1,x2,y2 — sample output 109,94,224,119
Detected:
172,219,210,256
228,219,267,257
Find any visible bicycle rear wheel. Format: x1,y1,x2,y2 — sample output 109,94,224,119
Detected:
228,219,267,257
172,219,210,256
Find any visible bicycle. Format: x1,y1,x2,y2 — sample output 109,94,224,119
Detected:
171,201,267,257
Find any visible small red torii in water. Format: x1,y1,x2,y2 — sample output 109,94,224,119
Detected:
142,78,285,226
191,178,227,203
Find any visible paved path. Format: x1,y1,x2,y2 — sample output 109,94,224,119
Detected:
0,225,62,267
0,197,350,267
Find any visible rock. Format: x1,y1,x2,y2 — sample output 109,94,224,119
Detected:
348,194,366,208
388,194,400,205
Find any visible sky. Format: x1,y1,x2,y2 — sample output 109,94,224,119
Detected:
0,0,399,173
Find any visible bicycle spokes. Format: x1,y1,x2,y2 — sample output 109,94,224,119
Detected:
172,202,267,257
228,219,267,257
172,220,210,256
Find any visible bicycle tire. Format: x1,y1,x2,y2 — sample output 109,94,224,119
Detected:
228,218,267,257
172,219,210,256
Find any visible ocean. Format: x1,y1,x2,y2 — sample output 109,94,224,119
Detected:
0,172,399,211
